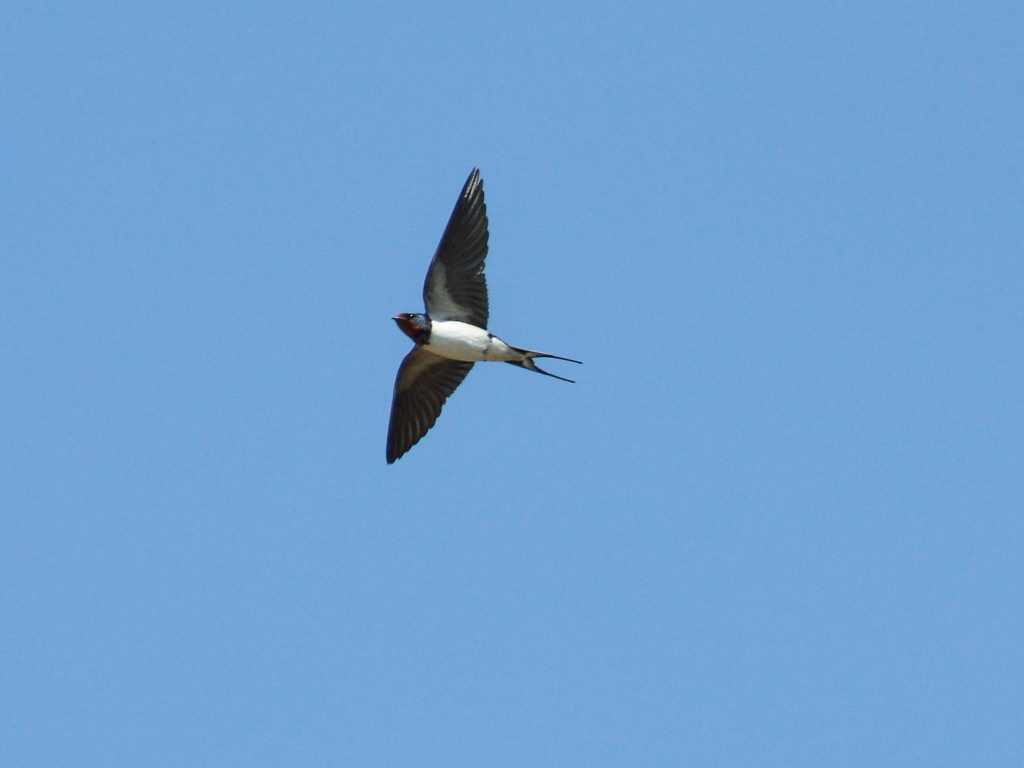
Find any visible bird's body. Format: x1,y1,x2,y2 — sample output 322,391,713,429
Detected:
386,169,580,463
425,320,503,361
396,316,520,363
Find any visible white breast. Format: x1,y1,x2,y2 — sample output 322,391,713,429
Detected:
423,320,493,362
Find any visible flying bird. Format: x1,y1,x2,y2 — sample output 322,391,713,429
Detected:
387,168,580,464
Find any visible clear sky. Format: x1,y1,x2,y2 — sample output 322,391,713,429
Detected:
2,2,1021,766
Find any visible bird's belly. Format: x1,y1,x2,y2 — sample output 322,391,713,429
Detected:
423,321,492,362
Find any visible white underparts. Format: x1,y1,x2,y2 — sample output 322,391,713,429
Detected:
423,320,525,363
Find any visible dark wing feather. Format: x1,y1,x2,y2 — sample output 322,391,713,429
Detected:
422,168,489,329
386,347,475,463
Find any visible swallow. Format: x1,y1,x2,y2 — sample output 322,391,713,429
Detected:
386,168,581,464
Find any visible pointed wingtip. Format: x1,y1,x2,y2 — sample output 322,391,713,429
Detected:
464,168,482,193
386,442,401,464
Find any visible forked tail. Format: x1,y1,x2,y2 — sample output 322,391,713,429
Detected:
507,346,583,383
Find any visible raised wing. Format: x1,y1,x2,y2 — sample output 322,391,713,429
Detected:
387,347,475,463
422,168,489,329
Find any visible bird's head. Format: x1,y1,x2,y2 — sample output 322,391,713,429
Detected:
392,313,431,343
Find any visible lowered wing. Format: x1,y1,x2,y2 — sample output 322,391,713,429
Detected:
386,347,475,463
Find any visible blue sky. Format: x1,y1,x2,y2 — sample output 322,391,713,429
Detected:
2,2,1021,766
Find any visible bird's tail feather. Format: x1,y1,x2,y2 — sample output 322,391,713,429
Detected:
506,346,582,383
